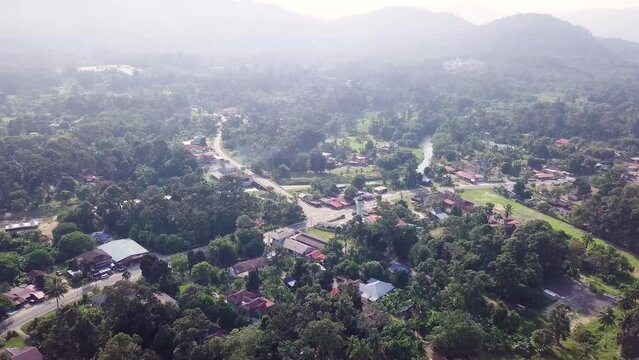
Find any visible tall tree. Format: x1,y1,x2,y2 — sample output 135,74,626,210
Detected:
547,304,571,345
97,333,144,360
45,275,69,309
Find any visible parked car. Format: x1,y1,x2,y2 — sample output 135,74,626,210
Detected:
100,273,111,280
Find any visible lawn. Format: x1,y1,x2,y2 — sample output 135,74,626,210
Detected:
305,228,335,241
554,317,619,360
0,334,27,350
461,189,639,277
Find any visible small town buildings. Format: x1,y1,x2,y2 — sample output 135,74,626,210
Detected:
282,237,314,256
263,227,297,246
533,172,556,181
228,257,269,277
98,239,148,266
75,249,113,271
225,289,275,317
4,220,39,235
388,260,411,274
153,292,178,306
306,249,327,262
292,232,329,250
429,210,449,222
4,347,44,360
555,138,571,147
373,186,388,194
443,165,456,173
359,278,395,302
455,170,483,184
4,285,46,308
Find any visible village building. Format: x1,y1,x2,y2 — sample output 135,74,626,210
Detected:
4,285,46,308
555,138,571,147
263,227,296,246
225,289,275,317
98,239,149,266
75,249,113,272
4,347,44,360
359,278,395,302
4,220,39,235
455,170,483,184
228,257,269,278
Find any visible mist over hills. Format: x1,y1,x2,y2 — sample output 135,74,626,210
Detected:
1,0,638,65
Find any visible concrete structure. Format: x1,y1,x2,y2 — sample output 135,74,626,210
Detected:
228,257,269,277
359,278,395,302
4,220,39,234
263,227,296,246
4,347,44,360
98,239,148,266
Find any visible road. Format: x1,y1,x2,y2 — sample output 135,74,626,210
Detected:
0,268,142,334
212,130,362,227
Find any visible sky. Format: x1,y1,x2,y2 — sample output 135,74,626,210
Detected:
257,0,639,23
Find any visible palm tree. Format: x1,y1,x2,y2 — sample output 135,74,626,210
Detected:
598,306,616,348
505,203,513,219
598,306,616,328
45,275,69,309
582,233,595,250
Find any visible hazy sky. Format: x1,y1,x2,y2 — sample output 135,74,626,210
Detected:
257,0,639,23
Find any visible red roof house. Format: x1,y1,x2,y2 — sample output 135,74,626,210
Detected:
555,138,571,147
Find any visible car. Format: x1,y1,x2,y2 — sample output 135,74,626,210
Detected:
55,271,63,276
100,273,111,279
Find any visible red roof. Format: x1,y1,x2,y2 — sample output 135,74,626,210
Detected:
444,165,456,173
455,171,480,181
307,250,327,261
443,199,456,206
396,219,408,227
329,288,339,296
366,214,381,224
230,257,268,275
225,289,275,312
555,138,571,146
6,347,44,360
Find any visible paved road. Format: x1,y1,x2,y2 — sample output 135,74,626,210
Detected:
0,268,142,334
212,130,365,228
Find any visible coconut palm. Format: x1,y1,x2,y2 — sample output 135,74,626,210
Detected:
505,203,513,219
582,233,595,250
599,306,616,328
45,275,69,309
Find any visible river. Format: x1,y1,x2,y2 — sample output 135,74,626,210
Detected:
417,136,433,174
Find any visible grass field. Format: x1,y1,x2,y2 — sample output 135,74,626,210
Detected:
554,317,619,360
461,188,639,276
0,334,27,350
305,228,335,241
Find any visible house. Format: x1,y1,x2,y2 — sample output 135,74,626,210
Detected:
82,175,103,183
292,232,328,250
365,214,408,227
306,249,327,262
4,220,39,234
420,175,433,186
225,289,275,317
282,238,314,256
4,285,46,308
283,275,297,288
89,231,113,244
98,239,149,266
429,210,449,222
263,227,296,246
443,165,456,173
359,278,395,302
153,292,178,306
321,198,346,210
4,347,44,360
455,171,482,184
76,249,113,271
411,195,424,204
373,186,388,194
555,138,571,147
228,257,269,278
533,172,556,181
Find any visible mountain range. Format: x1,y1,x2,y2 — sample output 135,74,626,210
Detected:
1,0,638,65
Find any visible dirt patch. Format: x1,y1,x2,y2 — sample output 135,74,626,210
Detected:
38,216,58,240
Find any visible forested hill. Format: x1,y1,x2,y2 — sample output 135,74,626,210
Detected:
2,0,639,67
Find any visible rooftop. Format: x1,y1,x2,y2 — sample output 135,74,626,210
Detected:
264,227,296,242
283,238,314,255
294,232,328,250
359,278,395,302
98,239,148,263
230,257,268,275
5,347,44,360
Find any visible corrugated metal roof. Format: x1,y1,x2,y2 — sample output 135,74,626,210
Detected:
98,239,148,263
